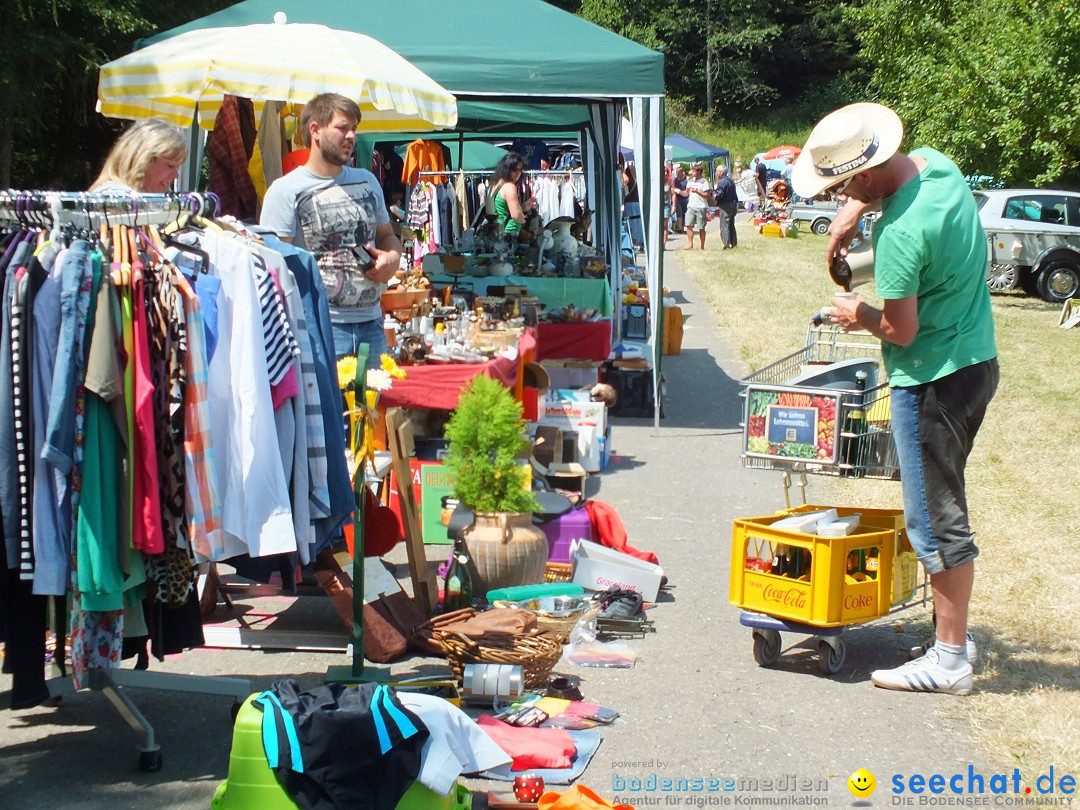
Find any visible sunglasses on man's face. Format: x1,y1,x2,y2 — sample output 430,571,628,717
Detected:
830,173,858,197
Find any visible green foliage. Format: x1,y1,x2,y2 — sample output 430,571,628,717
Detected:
579,0,864,115
443,375,539,515
849,0,1080,186
665,97,814,166
0,0,234,188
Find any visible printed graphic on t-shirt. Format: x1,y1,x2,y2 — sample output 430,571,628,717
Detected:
297,180,382,309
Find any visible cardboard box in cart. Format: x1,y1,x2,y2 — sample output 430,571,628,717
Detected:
571,539,664,601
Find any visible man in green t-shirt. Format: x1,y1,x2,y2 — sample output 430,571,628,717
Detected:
792,103,998,696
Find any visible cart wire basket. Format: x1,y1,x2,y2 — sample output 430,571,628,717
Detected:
740,323,899,481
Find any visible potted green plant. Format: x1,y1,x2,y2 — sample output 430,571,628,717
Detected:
443,375,547,593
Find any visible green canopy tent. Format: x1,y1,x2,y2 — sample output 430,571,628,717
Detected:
144,0,666,425
665,133,730,174
354,134,508,173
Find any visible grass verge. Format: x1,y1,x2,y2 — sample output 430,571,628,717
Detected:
677,216,1080,777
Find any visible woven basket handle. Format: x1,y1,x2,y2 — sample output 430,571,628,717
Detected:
440,629,482,654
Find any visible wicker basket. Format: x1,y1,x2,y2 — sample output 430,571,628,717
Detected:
411,607,476,656
491,599,597,643
436,629,564,689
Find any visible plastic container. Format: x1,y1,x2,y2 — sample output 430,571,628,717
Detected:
729,507,897,627
212,695,472,810
538,507,594,563
892,551,919,605
485,581,584,603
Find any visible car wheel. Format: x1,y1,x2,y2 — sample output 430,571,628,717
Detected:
1017,267,1040,296
1036,259,1080,303
811,217,831,235
986,263,1018,292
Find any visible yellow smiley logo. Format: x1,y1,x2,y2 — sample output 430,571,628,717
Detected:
848,768,876,798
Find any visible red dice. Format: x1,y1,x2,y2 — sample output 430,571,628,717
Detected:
513,773,545,803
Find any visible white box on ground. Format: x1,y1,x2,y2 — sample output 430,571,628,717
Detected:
570,539,664,601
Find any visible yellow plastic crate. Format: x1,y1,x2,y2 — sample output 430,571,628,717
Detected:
729,510,895,628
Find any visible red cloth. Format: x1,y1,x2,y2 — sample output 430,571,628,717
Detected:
476,715,575,771
583,500,659,565
378,330,536,411
208,95,258,220
535,320,611,362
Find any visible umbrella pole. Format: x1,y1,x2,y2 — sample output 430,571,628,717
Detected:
179,118,206,192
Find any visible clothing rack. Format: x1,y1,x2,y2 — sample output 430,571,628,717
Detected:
0,190,220,228
415,169,582,179
0,189,252,772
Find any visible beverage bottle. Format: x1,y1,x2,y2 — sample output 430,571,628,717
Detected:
866,547,879,580
842,370,868,476
443,535,475,612
770,544,787,576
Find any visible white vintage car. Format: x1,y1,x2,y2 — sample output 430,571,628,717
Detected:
978,188,1080,302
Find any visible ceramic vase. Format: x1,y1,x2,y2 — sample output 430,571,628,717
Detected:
463,512,548,593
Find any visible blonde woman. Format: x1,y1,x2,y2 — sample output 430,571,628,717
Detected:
90,118,188,193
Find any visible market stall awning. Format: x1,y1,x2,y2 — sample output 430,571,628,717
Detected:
139,0,663,99
98,21,457,131
665,133,729,163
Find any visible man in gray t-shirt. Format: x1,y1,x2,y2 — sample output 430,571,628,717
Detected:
261,93,402,359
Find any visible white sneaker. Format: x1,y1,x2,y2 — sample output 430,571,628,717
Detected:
909,632,977,667
872,648,974,695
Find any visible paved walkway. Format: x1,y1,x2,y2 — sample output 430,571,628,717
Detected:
0,251,989,808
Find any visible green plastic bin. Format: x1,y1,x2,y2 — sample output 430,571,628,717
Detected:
211,694,471,810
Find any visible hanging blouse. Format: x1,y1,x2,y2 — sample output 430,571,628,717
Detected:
202,230,296,559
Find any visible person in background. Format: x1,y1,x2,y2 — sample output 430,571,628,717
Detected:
713,164,739,250
739,162,758,212
90,118,188,193
260,92,402,360
661,163,672,250
754,156,768,201
622,160,644,251
671,164,689,233
486,152,536,237
793,102,997,696
780,157,795,199
683,162,712,251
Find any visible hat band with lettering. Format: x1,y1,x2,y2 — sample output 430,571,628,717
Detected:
816,136,880,178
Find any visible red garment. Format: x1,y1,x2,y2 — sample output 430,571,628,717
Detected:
208,95,258,220
476,715,575,771
131,270,164,555
583,500,659,565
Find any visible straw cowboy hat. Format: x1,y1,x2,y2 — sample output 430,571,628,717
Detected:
791,102,904,198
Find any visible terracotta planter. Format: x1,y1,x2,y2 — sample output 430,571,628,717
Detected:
464,512,548,594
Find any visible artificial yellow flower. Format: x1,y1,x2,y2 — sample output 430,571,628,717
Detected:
380,353,406,379
337,355,358,390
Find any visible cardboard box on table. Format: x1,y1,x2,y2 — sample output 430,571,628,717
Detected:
570,539,664,602
537,391,609,473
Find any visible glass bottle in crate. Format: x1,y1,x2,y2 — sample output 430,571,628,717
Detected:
443,535,475,612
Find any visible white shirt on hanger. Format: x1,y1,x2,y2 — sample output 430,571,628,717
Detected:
202,230,297,559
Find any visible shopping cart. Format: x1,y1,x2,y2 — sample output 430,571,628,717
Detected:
740,323,899,488
730,323,928,674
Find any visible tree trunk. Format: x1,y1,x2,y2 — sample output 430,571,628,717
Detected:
705,0,713,113
0,0,15,187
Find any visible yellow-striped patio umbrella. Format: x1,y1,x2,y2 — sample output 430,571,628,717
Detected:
97,21,457,132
